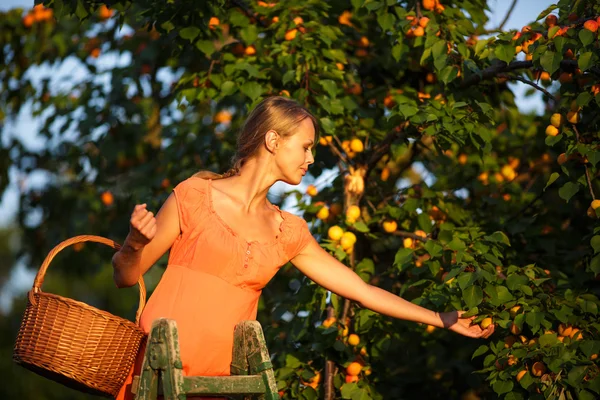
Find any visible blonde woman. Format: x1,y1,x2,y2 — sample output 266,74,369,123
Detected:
113,96,494,399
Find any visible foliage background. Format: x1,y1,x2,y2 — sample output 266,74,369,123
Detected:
1,0,600,399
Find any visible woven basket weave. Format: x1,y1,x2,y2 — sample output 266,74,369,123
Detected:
13,235,147,398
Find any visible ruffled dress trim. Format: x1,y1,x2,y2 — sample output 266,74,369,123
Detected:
206,178,287,246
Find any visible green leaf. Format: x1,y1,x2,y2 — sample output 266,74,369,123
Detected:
492,380,513,395
577,91,593,108
340,382,359,399
539,332,558,347
506,274,528,291
319,79,338,98
180,26,200,41
495,44,514,64
285,353,302,368
463,285,483,308
580,29,595,46
392,44,404,62
579,52,595,71
399,104,418,118
540,51,561,75
377,12,395,32
568,365,587,386
354,221,370,233
520,285,533,296
554,36,567,54
240,82,264,101
221,81,236,96
578,389,598,400
196,40,215,57
394,248,413,269
472,345,489,359
505,392,524,400
536,5,558,20
526,311,544,331
590,254,600,275
485,231,510,246
591,236,600,253
544,172,560,191
351,388,370,400
282,70,296,85
558,182,580,202
457,272,477,290
424,240,443,258
319,117,335,134
588,151,600,167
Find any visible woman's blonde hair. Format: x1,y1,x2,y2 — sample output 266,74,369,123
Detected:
194,96,319,180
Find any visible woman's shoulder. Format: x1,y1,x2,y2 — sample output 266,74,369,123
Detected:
174,176,209,193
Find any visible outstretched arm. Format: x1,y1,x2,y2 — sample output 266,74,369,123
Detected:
291,238,494,338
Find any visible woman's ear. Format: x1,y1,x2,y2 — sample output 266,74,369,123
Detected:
265,130,280,153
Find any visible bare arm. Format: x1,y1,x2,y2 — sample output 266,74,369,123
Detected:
112,193,181,288
291,238,495,338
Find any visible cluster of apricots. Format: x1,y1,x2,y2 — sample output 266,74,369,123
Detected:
476,159,519,186
402,229,427,249
545,101,581,137
311,201,343,223
318,135,365,160
405,15,429,38
22,4,53,28
328,224,357,254
421,0,445,14
319,317,372,384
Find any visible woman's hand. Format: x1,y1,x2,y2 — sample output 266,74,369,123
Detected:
125,204,157,251
441,311,495,339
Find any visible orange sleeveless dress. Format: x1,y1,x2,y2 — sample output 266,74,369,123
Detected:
115,177,313,399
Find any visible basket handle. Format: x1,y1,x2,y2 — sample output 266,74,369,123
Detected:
29,235,147,325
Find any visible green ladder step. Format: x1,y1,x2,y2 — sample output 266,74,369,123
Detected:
133,318,279,400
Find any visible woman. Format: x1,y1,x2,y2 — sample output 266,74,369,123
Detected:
113,96,494,399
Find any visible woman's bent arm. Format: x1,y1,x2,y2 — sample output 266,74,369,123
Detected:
112,193,181,287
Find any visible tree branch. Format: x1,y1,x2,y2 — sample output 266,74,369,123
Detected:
366,123,410,172
499,73,556,102
496,0,518,31
460,59,598,88
571,124,596,200
390,230,430,242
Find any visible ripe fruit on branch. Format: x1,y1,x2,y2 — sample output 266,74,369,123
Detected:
531,361,546,377
510,322,522,335
545,125,559,136
285,29,298,41
550,113,564,128
101,191,114,206
545,14,558,27
350,138,364,152
208,16,220,29
584,20,599,33
382,220,397,233
316,206,329,220
346,362,362,376
306,184,318,197
566,110,580,124
348,334,360,346
328,226,344,241
346,205,361,223
480,318,493,329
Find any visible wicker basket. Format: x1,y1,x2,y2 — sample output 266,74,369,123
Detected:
13,235,147,398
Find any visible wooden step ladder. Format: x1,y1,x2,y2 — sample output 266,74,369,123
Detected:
133,318,280,400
